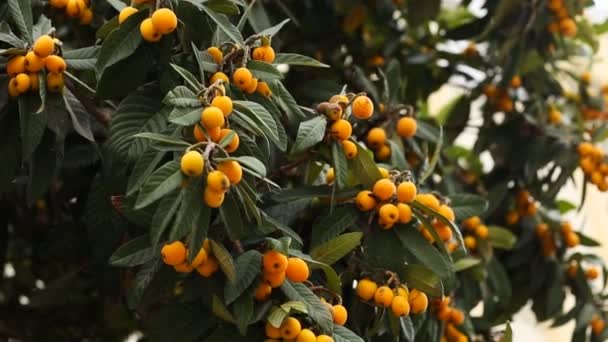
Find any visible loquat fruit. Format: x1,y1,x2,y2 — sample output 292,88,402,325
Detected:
233,67,253,89
462,216,481,231
391,295,410,317
196,256,219,277
24,51,45,73
372,179,396,201
330,119,352,141
29,73,39,91
252,45,276,63
342,140,358,159
332,304,348,325
351,95,374,119
151,8,177,35
119,6,138,24
356,278,377,301
397,203,412,224
396,117,417,138
586,267,600,280
408,289,428,314
174,262,194,273
375,144,391,161
464,236,477,250
7,55,26,77
14,73,31,93
180,150,205,177
438,205,455,222
194,124,221,142
326,167,335,183
366,127,386,150
45,55,67,74
140,18,162,42
161,241,187,266
219,129,239,153
416,193,440,211
265,322,282,338
475,224,488,239
189,247,208,268
378,167,389,179
296,328,316,342
203,187,224,208
46,72,64,92
263,250,288,274
397,181,417,203
256,81,272,97
355,190,377,212
201,106,225,129
280,317,302,340
207,46,223,64
33,35,55,57
317,335,334,342
217,161,242,185
374,286,394,308
379,203,399,224
254,282,272,301
79,8,93,25
285,257,309,282
210,71,229,85
264,270,286,288
211,95,233,117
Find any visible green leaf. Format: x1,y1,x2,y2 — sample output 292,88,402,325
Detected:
267,306,289,328
403,264,443,297
449,193,489,219
210,240,237,282
19,95,47,158
62,46,99,70
291,116,327,155
8,0,32,43
311,206,360,248
504,321,512,342
310,232,362,265
133,132,191,150
575,303,596,331
220,192,246,240
217,156,267,177
487,226,517,250
32,15,51,41
233,292,254,335
280,301,308,314
201,4,244,45
333,325,364,342
63,92,94,142
127,150,165,197
281,281,333,334
170,63,203,91
290,250,342,295
204,0,240,15
350,142,382,188
169,106,203,126
109,234,157,267
212,295,235,323
163,86,201,107
135,161,183,209
95,9,147,75
150,189,182,247
233,101,282,148
331,141,348,189
454,257,481,272
268,80,305,119
256,18,290,37
396,227,452,278
419,125,443,183
224,250,263,304
187,205,211,263
246,60,283,79
385,60,402,103
556,199,577,214
126,259,162,310
273,53,329,68
171,182,203,241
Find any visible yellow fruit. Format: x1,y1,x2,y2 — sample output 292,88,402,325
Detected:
252,45,276,63
180,150,205,176
211,95,233,117
189,247,208,268
378,167,389,179
391,295,410,317
256,81,272,97
373,179,396,201
161,241,187,266
266,322,282,338
378,216,394,230
201,106,225,129
332,304,348,325
475,224,488,239
578,142,594,156
374,286,394,307
207,47,223,64
326,167,334,183
8,78,19,97
356,278,377,301
140,18,162,42
330,119,352,141
203,187,224,208
233,67,253,89
342,140,358,159
408,289,428,314
7,55,26,77
244,77,258,94
80,8,93,25
49,0,68,8
45,55,67,74
396,117,417,138
65,0,84,17
24,51,46,72
450,309,465,325
119,6,138,24
355,190,377,212
29,73,39,91
379,203,399,224
46,72,64,92
14,73,31,93
586,267,600,280
396,286,409,298
263,270,286,288
462,216,481,231
33,35,55,57
219,129,239,153
207,170,230,193
397,203,412,224
565,232,580,248
397,181,417,203
254,282,272,301
352,95,374,119
366,127,386,150
375,145,391,161
280,317,302,340
174,262,193,273
464,236,477,250
210,72,229,85
151,8,178,34
193,125,221,142
196,256,219,277
438,205,455,222
296,328,316,342
330,94,349,108
316,335,334,342
217,161,242,185
559,18,577,37
286,257,309,282
416,193,440,211
263,250,288,274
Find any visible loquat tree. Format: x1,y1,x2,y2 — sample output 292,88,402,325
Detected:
1,0,608,341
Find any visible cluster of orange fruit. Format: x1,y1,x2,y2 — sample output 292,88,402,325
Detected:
482,77,521,113
416,193,457,244
434,297,468,342
314,94,374,159
461,216,489,252
6,35,66,97
254,250,309,299
566,261,600,281
504,190,538,226
546,0,578,37
160,239,219,277
265,316,334,342
354,176,416,230
365,115,417,161
320,299,348,326
535,221,579,257
356,278,428,317
547,105,563,125
118,7,177,42
590,315,606,336
49,0,93,24
578,142,608,192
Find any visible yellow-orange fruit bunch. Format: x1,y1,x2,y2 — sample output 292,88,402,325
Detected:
546,0,578,37
354,177,417,230
261,250,309,290
547,106,562,125
578,142,608,192
433,297,466,326
504,190,538,226
444,323,470,342
160,239,219,277
591,315,606,336
416,193,457,244
6,35,67,97
560,222,580,248
535,223,556,257
483,84,513,113
356,278,428,316
265,316,335,341
137,8,178,42
566,261,600,281
461,216,489,252
49,0,93,25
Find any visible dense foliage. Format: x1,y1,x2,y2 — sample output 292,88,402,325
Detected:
1,0,608,341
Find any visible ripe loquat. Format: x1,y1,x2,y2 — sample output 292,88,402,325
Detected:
207,46,223,64
252,45,276,63
332,304,348,325
330,119,352,141
203,187,224,208
161,241,187,266
151,8,178,35
119,7,138,24
397,181,417,203
356,278,377,301
33,35,55,57
374,286,394,308
180,150,204,177
408,289,428,314
140,18,162,42
373,179,396,201
366,127,386,150
217,161,242,185
396,117,417,138
46,72,64,92
280,317,302,340
219,129,239,153
201,106,225,129
352,95,374,119
355,190,376,212
342,140,358,159
233,67,253,89
391,295,410,317
286,257,309,282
